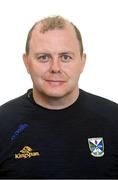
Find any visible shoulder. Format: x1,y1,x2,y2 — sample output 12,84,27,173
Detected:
0,90,33,122
80,89,118,118
0,94,26,113
0,91,33,135
0,89,34,111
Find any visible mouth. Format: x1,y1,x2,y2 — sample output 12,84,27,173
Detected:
45,80,65,86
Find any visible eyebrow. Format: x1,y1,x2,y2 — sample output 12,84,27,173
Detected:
34,51,75,56
34,52,50,57
58,51,75,56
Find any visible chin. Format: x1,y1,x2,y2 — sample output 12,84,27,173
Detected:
44,90,68,99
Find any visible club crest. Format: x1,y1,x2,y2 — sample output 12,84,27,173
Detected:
88,137,104,157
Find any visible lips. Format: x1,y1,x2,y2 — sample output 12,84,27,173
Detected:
46,79,65,82
45,79,65,86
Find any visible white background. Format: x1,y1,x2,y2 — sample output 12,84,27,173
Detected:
0,0,118,105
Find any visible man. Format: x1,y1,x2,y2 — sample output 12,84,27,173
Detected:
0,15,118,179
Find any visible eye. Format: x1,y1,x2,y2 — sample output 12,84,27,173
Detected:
61,54,72,62
37,54,50,63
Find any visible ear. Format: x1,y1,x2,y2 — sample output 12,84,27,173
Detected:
80,53,86,73
23,54,30,74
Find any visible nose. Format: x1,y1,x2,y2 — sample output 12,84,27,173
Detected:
49,59,61,73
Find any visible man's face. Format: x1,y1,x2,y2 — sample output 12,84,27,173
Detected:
23,24,86,99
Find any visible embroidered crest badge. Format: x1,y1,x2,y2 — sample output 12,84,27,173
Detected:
88,137,104,157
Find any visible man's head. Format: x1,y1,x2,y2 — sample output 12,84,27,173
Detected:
23,15,86,108
25,16,84,56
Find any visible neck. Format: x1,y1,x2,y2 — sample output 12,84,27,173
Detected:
32,89,79,110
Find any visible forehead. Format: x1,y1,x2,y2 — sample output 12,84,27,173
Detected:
31,22,77,40
30,23,80,50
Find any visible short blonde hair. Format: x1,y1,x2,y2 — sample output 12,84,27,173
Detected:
25,16,84,55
